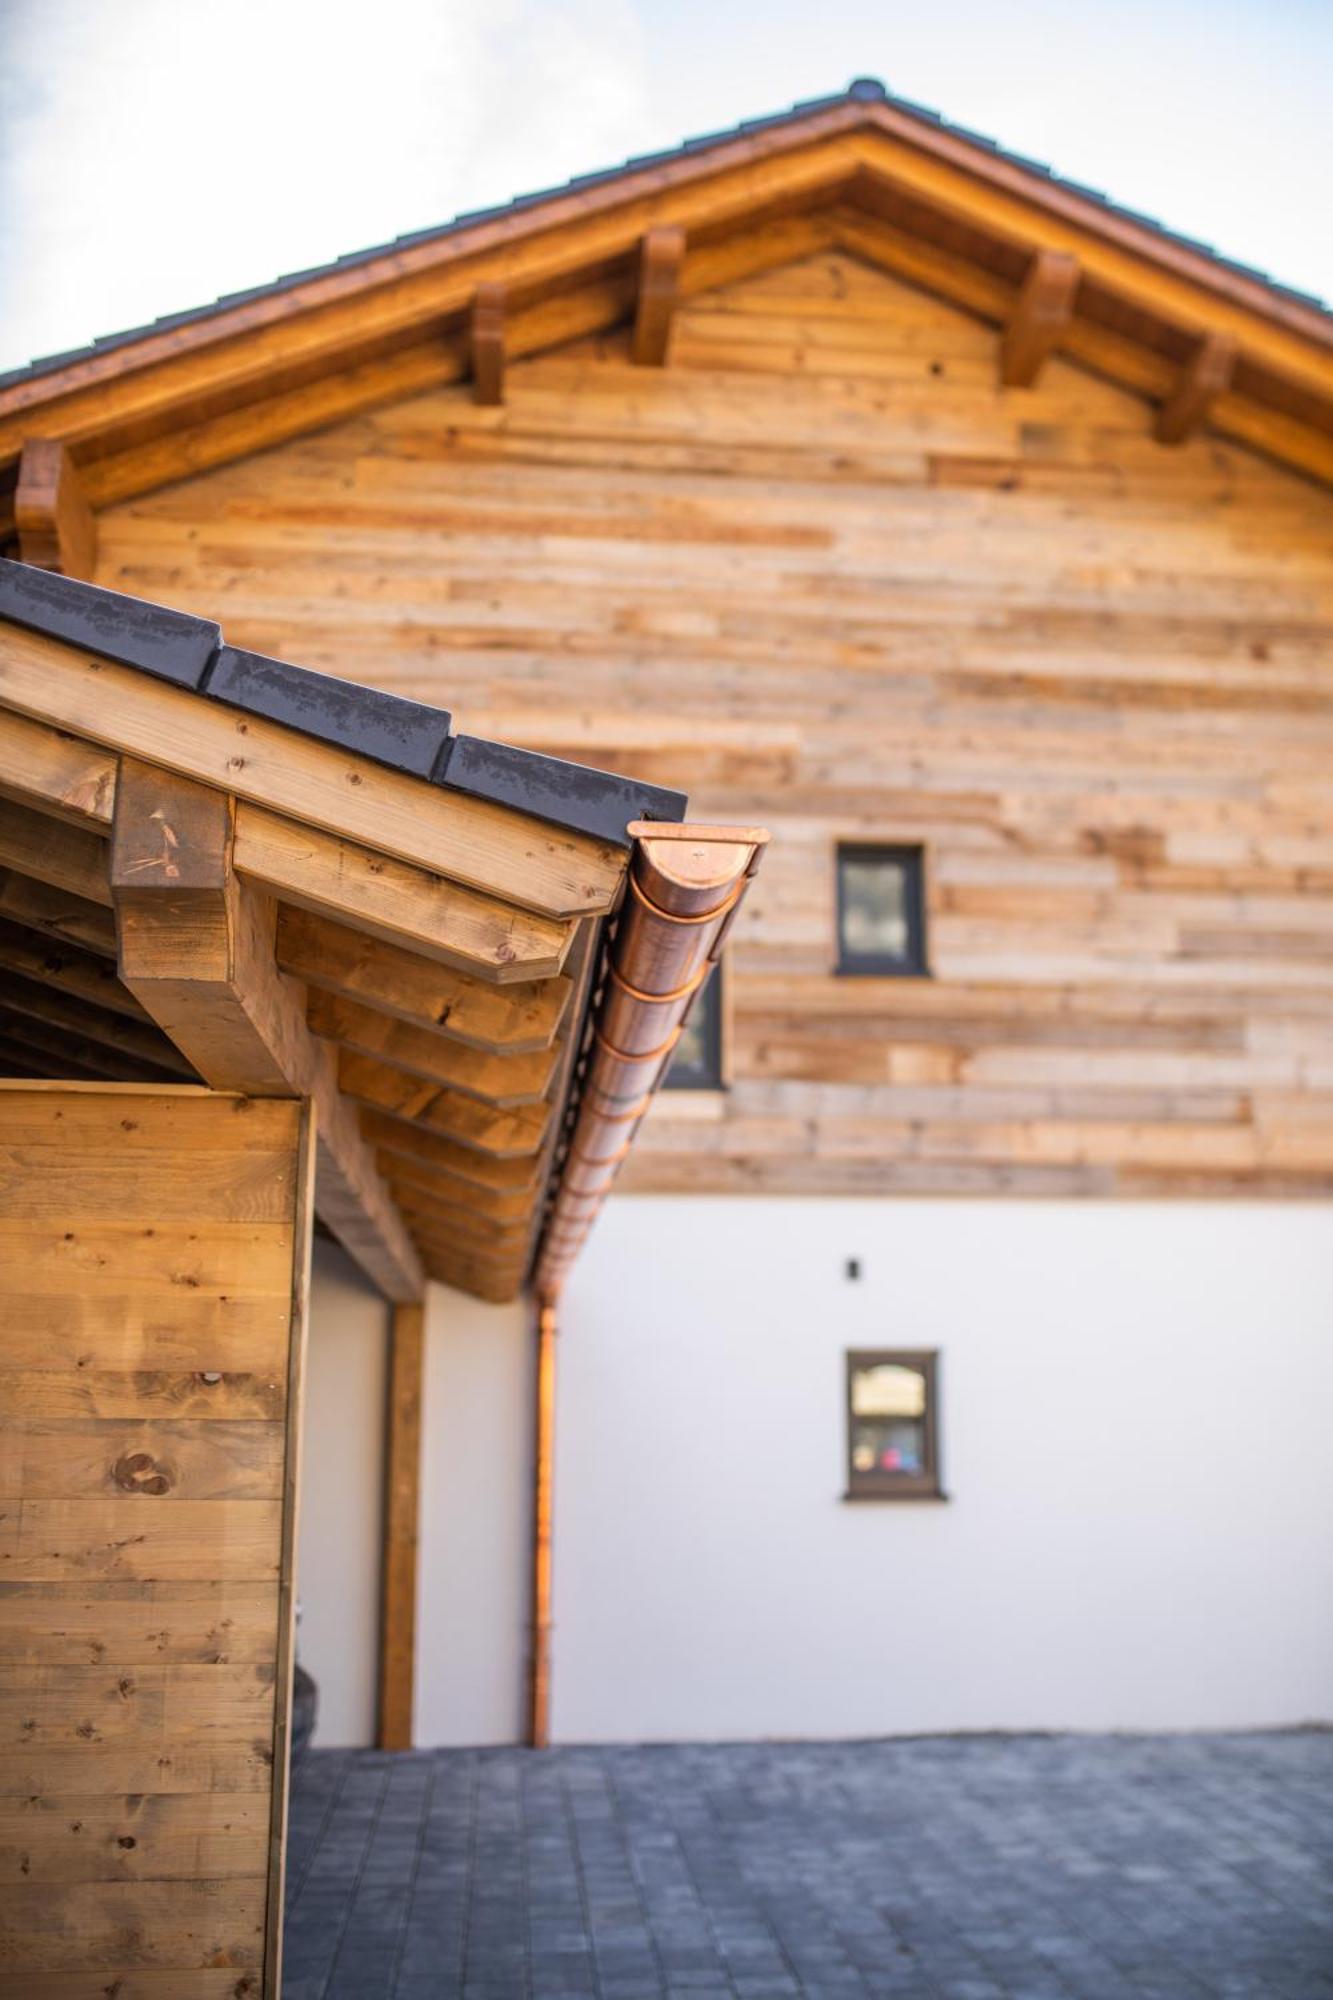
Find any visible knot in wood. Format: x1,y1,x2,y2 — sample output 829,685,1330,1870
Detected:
112,1451,171,1496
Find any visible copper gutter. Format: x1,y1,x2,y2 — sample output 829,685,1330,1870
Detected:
522,824,767,1748
533,822,769,1303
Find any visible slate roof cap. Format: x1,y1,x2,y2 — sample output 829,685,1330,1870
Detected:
0,559,686,846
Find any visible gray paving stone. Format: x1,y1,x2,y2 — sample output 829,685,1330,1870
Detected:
285,1729,1333,1999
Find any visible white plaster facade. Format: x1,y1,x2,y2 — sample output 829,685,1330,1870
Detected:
302,1198,1333,1748
298,1237,390,1746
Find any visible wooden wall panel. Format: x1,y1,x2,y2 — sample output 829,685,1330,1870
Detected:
94,250,1333,1197
0,1084,312,1994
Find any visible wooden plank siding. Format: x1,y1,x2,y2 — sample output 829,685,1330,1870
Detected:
0,1085,312,1992
93,249,1333,1199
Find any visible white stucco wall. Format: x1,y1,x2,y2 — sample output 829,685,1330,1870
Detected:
415,1283,532,1746
299,1237,390,1747
537,1199,1333,1742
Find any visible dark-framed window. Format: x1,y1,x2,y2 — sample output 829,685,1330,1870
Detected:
836,844,927,976
663,961,724,1091
845,1350,943,1500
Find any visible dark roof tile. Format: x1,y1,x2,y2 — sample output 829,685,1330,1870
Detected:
205,646,453,779
0,563,220,688
442,735,685,846
0,560,682,844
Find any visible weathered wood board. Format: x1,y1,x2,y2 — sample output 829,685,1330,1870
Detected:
94,248,1333,1197
0,1084,313,1995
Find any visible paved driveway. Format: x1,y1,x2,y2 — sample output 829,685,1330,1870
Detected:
283,1731,1333,2000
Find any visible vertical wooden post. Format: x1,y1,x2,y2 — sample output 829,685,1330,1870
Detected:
526,1298,558,1748
377,1300,424,1749
0,1083,313,1994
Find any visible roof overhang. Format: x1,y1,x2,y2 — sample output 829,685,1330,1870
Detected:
1,81,1330,537
0,560,766,1304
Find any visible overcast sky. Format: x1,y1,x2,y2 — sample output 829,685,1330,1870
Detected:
0,0,1328,378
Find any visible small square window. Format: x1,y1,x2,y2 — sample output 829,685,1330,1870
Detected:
663,961,724,1091
845,1350,943,1500
836,844,927,976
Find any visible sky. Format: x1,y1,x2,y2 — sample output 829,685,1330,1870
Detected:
0,0,1329,378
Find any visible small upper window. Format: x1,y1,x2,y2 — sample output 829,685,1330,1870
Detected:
663,962,723,1091
846,1350,943,1501
836,844,927,976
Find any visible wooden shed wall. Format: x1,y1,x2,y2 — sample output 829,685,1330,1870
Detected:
93,243,1333,1198
0,1085,311,1992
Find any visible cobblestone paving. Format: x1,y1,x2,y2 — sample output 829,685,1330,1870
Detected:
284,1731,1333,2000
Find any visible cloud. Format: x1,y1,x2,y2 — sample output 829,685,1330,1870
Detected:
0,0,651,370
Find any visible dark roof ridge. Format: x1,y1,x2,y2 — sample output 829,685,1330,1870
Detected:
0,77,1325,395
0,560,686,845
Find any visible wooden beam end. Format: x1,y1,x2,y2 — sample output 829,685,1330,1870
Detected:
1156,331,1239,445
999,249,1081,389
471,283,506,406
631,226,686,367
15,438,97,580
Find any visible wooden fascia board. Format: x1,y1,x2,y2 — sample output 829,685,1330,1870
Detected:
0,110,863,421
851,107,1331,348
0,107,1327,500
0,97,1326,439
0,622,624,921
75,220,837,515
0,135,866,471
0,705,581,983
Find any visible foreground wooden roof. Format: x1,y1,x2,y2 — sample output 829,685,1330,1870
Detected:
0,76,1329,554
0,560,765,1303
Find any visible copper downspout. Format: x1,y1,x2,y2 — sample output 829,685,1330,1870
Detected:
526,1298,558,1748
523,823,768,1748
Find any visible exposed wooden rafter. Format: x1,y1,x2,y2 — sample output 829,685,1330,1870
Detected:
1000,250,1080,387
110,757,424,1303
1156,331,1238,444
631,226,686,366
360,1106,544,1192
15,439,97,579
0,916,136,1011
0,793,109,905
275,906,572,1052
1,966,192,1077
307,986,558,1105
0,865,115,955
337,1048,550,1158
470,282,506,405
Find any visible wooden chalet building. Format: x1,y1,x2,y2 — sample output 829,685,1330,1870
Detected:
1,72,1332,1987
